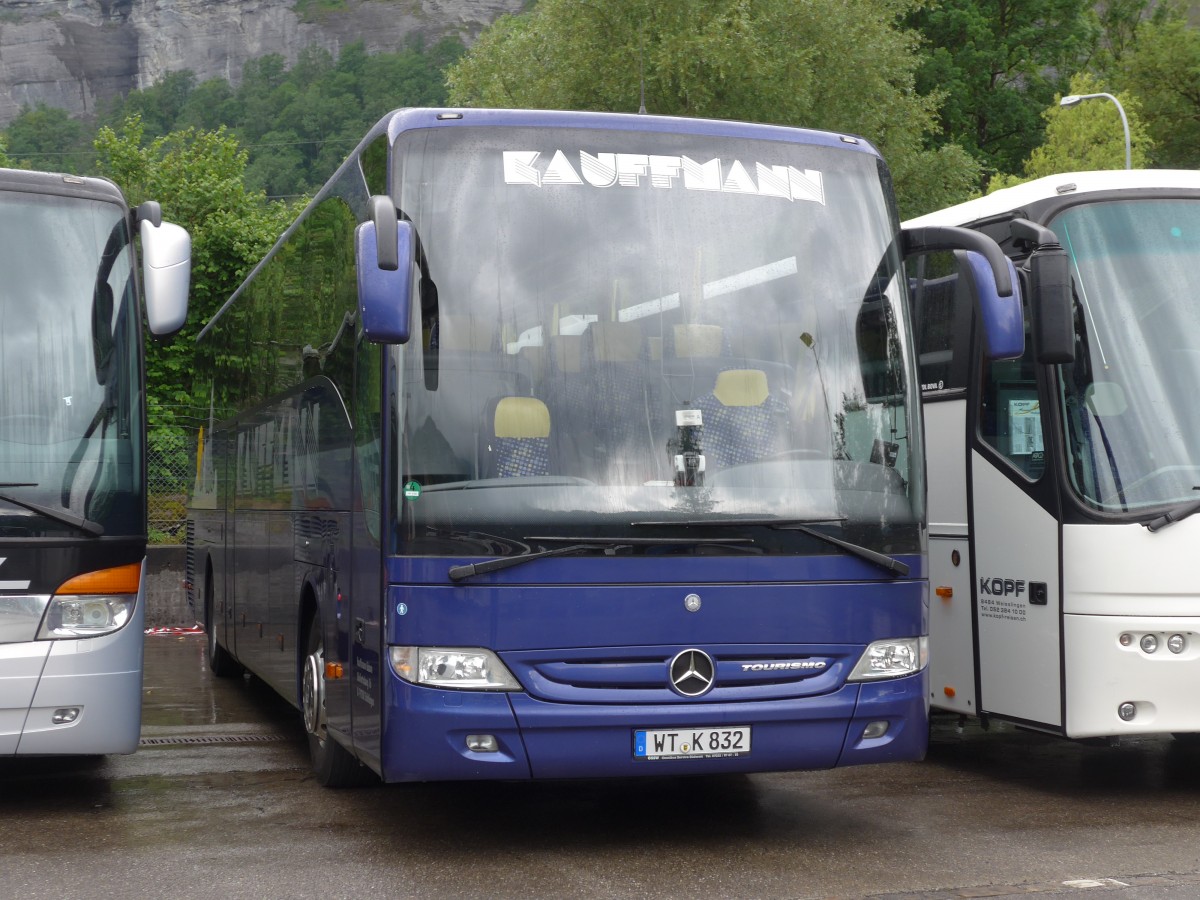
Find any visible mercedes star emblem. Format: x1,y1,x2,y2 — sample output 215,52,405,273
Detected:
669,648,716,697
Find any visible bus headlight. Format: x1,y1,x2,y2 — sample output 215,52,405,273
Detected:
390,647,521,691
847,636,928,681
37,595,136,639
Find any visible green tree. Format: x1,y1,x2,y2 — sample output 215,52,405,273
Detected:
11,38,468,198
5,103,87,172
447,0,979,217
114,70,198,136
93,116,298,427
908,0,1097,182
362,35,463,120
1121,12,1200,169
176,78,237,132
990,74,1151,190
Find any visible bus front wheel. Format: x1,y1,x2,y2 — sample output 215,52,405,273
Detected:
302,615,372,787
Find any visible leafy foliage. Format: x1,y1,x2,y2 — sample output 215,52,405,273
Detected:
1119,10,1200,170
93,116,298,430
446,0,980,217
907,0,1098,183
5,103,90,172
989,73,1152,190
107,36,465,197
1,37,463,195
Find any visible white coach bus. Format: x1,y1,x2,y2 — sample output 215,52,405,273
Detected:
905,170,1200,741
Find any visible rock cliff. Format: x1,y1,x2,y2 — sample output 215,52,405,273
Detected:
0,0,522,124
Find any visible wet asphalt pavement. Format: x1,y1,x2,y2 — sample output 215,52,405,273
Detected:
2,633,1200,899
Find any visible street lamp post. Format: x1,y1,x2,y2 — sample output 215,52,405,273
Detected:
1059,92,1132,170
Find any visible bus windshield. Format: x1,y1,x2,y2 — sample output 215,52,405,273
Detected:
1055,198,1200,513
0,193,142,538
391,126,921,557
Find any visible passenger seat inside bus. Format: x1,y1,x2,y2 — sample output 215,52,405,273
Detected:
694,368,790,468
481,396,553,478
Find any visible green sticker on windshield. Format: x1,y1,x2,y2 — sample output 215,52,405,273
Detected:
403,481,422,500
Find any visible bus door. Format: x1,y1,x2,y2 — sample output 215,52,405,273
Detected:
348,337,385,769
912,254,978,717
968,309,1065,731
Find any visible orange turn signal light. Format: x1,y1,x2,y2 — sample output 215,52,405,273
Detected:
325,662,344,680
55,562,141,595
943,686,957,698
935,586,953,600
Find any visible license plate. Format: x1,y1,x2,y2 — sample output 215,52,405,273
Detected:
634,726,751,760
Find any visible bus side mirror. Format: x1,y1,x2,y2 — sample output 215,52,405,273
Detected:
140,218,191,338
356,197,413,344
955,249,1024,360
1027,243,1075,365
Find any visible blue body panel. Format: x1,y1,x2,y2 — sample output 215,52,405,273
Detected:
377,555,928,782
380,674,927,782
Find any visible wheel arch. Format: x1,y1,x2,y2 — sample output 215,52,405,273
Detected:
296,578,322,706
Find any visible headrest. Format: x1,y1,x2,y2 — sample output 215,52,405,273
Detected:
673,324,724,358
590,322,641,362
493,397,551,438
713,369,769,407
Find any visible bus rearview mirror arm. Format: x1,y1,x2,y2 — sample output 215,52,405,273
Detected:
902,225,1013,297
902,225,1023,361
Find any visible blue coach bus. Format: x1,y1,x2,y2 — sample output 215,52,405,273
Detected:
187,108,1021,785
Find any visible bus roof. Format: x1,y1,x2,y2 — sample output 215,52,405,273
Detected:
904,169,1200,229
0,167,126,205
380,107,883,158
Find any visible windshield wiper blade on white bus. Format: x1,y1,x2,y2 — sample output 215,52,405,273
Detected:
447,535,754,582
0,491,105,537
1145,498,1200,533
633,516,908,577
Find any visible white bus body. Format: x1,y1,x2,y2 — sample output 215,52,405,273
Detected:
907,170,1200,739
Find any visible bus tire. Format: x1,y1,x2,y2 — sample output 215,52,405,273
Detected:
205,566,242,678
302,614,373,787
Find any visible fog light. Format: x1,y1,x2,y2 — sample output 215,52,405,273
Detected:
861,720,889,740
51,707,80,725
1141,634,1159,654
465,734,498,753
1119,633,1133,647
1168,634,1186,654
1118,702,1137,721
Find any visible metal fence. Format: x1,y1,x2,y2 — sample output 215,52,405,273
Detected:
147,413,203,545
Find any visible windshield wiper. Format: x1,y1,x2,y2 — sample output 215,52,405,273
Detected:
0,491,104,537
1145,499,1200,533
633,517,909,577
447,535,753,582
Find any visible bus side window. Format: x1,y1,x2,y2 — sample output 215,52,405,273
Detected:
978,295,1045,480
911,251,970,395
